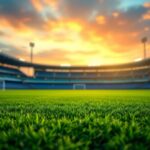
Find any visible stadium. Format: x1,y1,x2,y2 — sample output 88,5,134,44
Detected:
0,0,150,150
1,50,150,150
0,52,150,90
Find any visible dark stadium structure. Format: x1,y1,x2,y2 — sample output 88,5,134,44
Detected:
0,52,150,89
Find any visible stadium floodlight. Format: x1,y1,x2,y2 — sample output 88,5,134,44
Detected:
141,37,148,59
29,42,35,64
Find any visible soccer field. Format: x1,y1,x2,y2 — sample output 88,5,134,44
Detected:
0,90,150,150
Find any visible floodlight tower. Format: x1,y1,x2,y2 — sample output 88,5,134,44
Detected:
29,42,35,64
141,37,148,59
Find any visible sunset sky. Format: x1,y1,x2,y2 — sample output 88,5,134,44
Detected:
0,0,150,66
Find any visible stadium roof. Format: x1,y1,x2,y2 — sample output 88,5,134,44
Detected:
0,52,150,70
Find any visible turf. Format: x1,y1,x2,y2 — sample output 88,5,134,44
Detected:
0,90,150,150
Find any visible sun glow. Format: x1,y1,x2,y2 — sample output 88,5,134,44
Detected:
60,64,71,67
134,58,143,62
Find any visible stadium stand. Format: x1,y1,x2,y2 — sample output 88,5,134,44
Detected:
0,52,150,89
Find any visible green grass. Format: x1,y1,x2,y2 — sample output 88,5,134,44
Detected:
0,90,150,150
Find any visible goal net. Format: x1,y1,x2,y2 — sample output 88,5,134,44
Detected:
73,84,86,90
0,80,6,91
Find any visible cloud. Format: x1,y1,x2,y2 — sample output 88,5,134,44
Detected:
98,0,121,13
60,0,97,19
35,49,72,65
0,42,27,56
31,0,59,12
0,0,44,30
96,16,106,25
143,11,150,20
0,0,149,65
0,31,6,36
144,2,150,8
59,0,121,20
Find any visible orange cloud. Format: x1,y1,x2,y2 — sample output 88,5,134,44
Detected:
0,5,148,66
0,16,35,35
31,0,44,12
144,2,150,8
144,27,149,31
43,19,84,40
66,21,83,32
143,11,150,20
31,0,59,12
43,0,59,9
11,17,144,64
112,12,120,18
0,17,11,28
96,16,106,25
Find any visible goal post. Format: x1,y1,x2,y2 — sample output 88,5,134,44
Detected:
73,84,86,90
0,80,6,91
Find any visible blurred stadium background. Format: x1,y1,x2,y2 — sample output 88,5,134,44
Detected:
0,51,150,90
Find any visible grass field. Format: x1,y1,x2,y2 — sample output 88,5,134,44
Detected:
0,90,150,150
